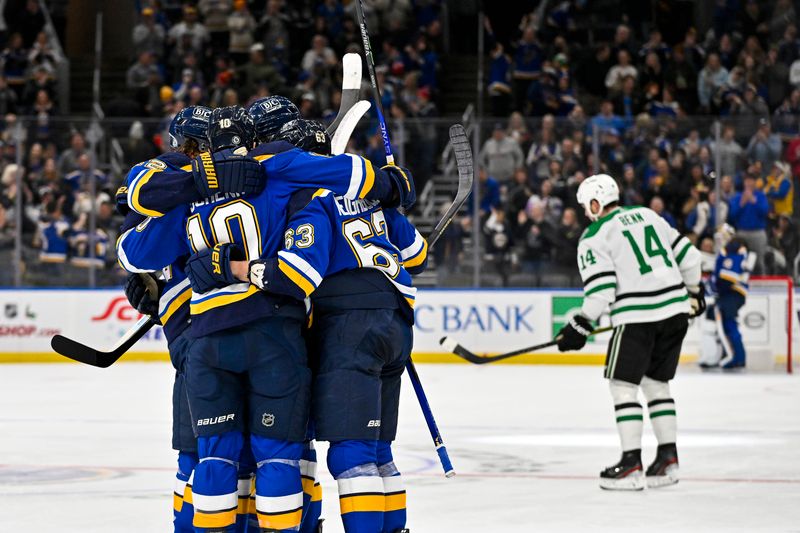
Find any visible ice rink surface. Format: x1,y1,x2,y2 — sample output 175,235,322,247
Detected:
0,362,798,532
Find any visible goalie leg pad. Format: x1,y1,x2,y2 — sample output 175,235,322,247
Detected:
610,379,643,452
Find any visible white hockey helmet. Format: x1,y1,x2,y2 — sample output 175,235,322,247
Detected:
714,223,736,250
576,174,620,220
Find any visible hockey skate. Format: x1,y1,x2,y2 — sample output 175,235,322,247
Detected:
646,444,679,488
599,450,644,491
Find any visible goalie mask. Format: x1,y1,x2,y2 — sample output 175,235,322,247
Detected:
248,95,300,144
576,174,620,221
278,119,331,155
208,106,255,151
168,106,211,151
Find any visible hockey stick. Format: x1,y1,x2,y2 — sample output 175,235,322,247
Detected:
330,100,371,155
326,53,362,135
428,124,473,248
51,314,157,368
354,0,395,165
440,326,613,365
351,0,454,477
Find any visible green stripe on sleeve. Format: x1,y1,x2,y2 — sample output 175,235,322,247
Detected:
675,242,693,264
611,294,690,316
585,282,616,297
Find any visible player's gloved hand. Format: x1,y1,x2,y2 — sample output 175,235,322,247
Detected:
115,185,130,216
124,273,162,316
556,314,593,352
687,285,707,317
381,164,416,210
185,243,246,294
191,149,266,198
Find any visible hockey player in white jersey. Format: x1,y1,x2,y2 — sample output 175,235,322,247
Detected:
556,174,704,490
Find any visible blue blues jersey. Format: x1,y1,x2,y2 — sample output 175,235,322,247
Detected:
124,152,194,217
70,228,108,268
120,152,194,344
116,144,386,336
38,217,70,263
713,246,750,298
264,191,426,315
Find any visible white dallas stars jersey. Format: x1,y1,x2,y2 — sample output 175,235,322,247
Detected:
577,206,701,326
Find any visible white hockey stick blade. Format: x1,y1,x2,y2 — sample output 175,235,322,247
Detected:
331,100,371,155
327,53,363,135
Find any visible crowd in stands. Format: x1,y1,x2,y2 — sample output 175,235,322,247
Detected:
449,1,800,286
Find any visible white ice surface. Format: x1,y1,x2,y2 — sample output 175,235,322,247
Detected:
0,363,798,532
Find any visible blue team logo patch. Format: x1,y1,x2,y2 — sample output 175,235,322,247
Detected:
723,258,733,269
144,159,167,171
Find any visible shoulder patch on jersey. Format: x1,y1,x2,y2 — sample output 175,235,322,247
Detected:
144,159,167,171
723,258,733,269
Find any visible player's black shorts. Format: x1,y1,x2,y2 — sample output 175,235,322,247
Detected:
306,307,413,442
168,332,196,453
184,309,311,442
604,313,689,384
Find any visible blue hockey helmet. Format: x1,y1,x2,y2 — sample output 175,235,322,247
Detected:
168,105,211,151
278,119,331,155
247,95,300,144
207,105,256,151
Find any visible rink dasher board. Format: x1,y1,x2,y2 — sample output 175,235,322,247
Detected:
0,288,796,364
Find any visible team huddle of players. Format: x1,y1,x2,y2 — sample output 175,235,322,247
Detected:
114,97,424,532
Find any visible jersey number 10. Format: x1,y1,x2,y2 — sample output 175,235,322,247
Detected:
186,200,262,260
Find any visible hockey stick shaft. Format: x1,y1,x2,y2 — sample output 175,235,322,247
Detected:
427,125,474,248
51,315,157,367
405,360,455,477
354,0,394,165
441,326,614,365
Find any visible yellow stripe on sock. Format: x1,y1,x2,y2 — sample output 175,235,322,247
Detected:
183,485,193,505
257,508,302,530
237,495,249,515
173,492,184,513
339,494,385,514
193,508,237,529
385,491,406,512
312,483,322,502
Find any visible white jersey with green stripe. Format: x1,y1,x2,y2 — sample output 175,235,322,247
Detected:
577,205,701,326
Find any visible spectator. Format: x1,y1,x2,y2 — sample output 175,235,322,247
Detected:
168,5,209,57
746,119,782,176
710,124,743,178
483,208,514,286
506,168,533,229
227,0,256,65
21,66,56,112
534,178,564,224
126,51,160,90
588,100,626,137
732,84,769,133
766,215,798,274
198,0,232,55
2,33,29,92
488,41,513,117
301,35,337,75
236,43,286,97
479,124,523,183
28,31,62,74
764,161,794,218
0,76,18,115
512,26,544,108
56,132,86,176
132,7,165,58
650,195,676,227
515,200,552,278
605,49,637,94
258,0,290,60
728,173,769,273
773,89,800,135
526,127,560,181
612,75,642,118
475,165,501,217
697,52,729,111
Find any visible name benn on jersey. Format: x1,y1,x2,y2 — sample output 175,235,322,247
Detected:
618,211,645,226
334,196,379,216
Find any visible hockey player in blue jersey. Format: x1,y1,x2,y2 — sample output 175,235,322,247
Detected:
116,106,416,532
712,233,756,370
186,120,427,533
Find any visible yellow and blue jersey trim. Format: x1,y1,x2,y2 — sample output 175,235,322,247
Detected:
190,283,261,315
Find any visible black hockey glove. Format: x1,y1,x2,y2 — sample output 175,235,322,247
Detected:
556,314,593,352
124,273,162,317
191,149,266,198
381,164,416,210
185,243,246,294
688,286,707,318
